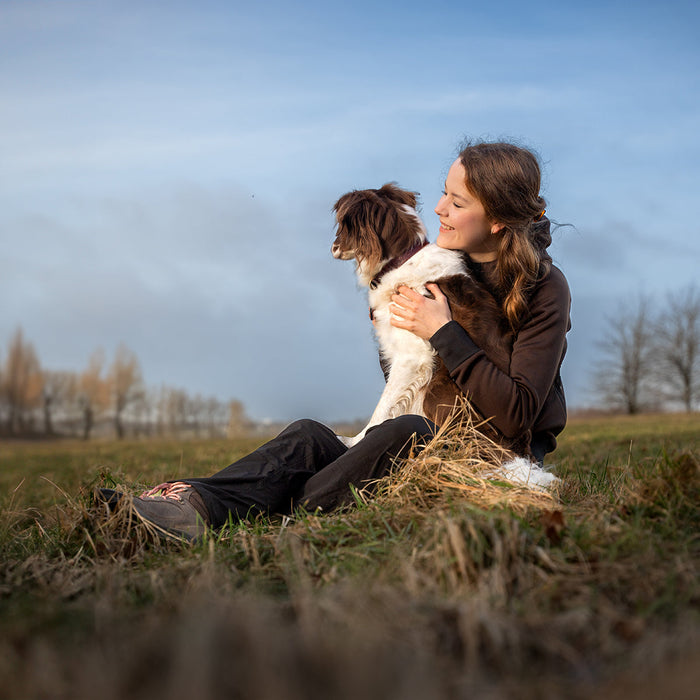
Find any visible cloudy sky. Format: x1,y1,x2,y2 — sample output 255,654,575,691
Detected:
2,0,698,423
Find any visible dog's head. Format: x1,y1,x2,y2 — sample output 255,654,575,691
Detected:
331,183,426,284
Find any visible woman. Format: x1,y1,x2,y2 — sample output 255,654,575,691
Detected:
100,140,570,541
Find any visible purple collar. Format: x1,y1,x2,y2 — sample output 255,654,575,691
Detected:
369,240,429,290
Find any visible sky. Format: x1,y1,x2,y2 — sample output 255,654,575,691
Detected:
1,0,699,423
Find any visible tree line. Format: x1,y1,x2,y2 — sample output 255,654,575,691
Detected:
2,283,696,440
592,284,699,413
0,328,254,439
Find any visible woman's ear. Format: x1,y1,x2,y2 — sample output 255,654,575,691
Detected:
490,222,505,235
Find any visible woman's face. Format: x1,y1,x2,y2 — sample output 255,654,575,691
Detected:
434,159,502,262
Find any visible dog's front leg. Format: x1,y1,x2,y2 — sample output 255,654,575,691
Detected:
336,434,357,448
342,354,435,448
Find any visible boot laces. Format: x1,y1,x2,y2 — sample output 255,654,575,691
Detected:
139,481,191,501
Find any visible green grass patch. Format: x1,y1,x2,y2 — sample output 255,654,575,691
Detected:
0,413,698,699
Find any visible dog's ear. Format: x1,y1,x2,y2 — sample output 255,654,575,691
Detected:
333,191,384,268
332,191,352,218
378,183,418,210
374,186,425,261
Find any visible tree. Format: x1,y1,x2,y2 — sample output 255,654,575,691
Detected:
108,344,144,439
157,386,187,435
227,399,252,437
204,396,228,437
593,297,658,414
1,328,43,435
0,350,4,430
655,285,700,412
128,387,153,437
79,350,109,440
42,370,78,436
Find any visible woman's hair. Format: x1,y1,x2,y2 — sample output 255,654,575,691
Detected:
458,141,552,329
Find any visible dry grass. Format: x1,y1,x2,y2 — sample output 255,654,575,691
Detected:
374,408,557,513
1,413,699,699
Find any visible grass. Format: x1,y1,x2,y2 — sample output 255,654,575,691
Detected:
0,412,698,699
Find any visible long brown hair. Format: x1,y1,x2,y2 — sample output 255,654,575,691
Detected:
458,141,552,329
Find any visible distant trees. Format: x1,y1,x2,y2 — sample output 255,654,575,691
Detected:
592,285,700,413
42,370,77,436
1,329,43,434
593,297,657,414
655,285,699,412
227,399,254,437
0,327,250,439
109,344,144,439
152,386,239,438
78,350,110,440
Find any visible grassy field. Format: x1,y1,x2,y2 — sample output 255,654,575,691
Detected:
1,412,698,699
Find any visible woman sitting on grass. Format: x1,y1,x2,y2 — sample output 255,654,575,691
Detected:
98,140,571,541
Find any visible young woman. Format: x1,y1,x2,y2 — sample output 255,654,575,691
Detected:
391,142,570,463
99,141,570,541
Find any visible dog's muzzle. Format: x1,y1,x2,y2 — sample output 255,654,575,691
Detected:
331,244,354,260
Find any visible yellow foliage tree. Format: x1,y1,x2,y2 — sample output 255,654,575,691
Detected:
79,350,110,440
108,344,144,439
1,328,43,435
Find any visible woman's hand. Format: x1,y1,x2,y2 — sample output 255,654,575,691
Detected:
389,283,452,340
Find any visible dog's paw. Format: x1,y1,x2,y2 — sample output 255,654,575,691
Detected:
336,433,365,448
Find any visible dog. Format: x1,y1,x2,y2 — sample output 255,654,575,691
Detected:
332,183,518,450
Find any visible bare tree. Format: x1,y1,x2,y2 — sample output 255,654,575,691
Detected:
130,387,154,436
108,344,144,439
1,328,43,435
189,393,205,437
593,297,658,414
158,386,188,435
655,285,700,412
42,370,78,436
204,397,228,437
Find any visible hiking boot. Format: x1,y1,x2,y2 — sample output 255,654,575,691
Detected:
132,482,211,542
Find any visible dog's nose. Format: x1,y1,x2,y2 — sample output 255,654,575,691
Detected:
331,243,342,259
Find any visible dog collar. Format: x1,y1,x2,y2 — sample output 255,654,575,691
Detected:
369,240,429,290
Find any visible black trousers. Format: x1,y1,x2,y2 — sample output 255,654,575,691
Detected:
183,415,436,528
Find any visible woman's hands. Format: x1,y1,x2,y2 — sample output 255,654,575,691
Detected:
389,283,452,340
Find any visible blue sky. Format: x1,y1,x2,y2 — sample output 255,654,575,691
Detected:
1,0,699,422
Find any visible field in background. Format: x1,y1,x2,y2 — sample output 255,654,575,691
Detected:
1,413,698,699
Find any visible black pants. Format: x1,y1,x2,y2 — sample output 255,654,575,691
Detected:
183,415,436,528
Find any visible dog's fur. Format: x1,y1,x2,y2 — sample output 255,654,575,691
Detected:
332,183,520,450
